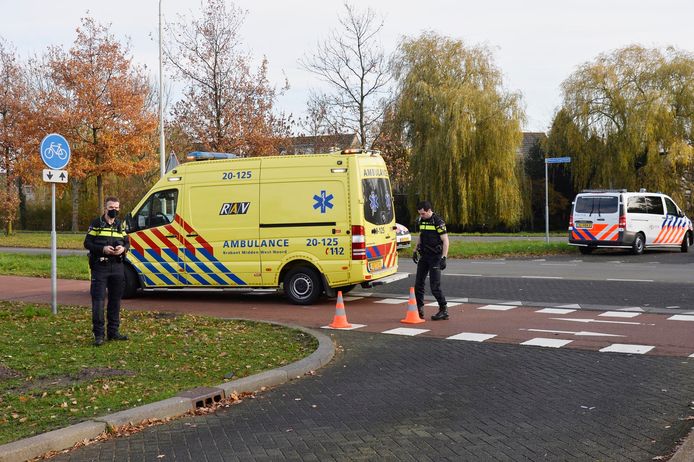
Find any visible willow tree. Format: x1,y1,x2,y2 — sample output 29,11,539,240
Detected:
392,33,524,228
558,45,694,204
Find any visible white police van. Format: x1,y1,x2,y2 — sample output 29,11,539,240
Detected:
569,189,693,255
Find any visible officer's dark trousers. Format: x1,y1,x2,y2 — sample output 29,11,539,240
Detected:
414,254,447,309
90,261,125,339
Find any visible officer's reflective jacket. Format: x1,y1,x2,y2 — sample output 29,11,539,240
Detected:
418,213,447,256
84,216,130,265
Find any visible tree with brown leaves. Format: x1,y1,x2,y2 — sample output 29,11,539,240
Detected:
0,38,28,235
44,17,157,225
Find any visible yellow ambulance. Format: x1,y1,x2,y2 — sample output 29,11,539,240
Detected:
123,150,406,304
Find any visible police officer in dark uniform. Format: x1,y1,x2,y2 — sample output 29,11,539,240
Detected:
412,200,450,320
84,196,130,346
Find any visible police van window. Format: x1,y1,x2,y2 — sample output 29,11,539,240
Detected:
627,196,648,213
664,197,679,215
362,178,394,225
646,196,664,215
132,189,178,230
575,196,618,214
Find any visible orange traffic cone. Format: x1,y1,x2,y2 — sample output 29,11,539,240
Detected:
328,291,353,328
401,287,425,324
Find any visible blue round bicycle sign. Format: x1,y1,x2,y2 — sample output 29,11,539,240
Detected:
40,133,71,170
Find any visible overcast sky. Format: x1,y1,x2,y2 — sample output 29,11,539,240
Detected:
2,0,693,132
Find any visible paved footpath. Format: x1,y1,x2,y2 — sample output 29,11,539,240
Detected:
49,331,694,461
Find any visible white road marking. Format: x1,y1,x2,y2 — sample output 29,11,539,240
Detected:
382,327,429,336
446,273,483,277
554,304,582,309
551,317,645,325
617,307,644,312
667,315,694,322
425,301,462,307
342,296,363,302
600,344,654,354
540,263,577,266
535,308,576,315
532,259,546,262
501,301,524,305
470,261,507,265
522,328,624,338
321,323,366,331
448,297,469,303
689,353,694,358
447,332,497,342
521,338,573,348
478,304,517,311
521,276,564,279
606,278,654,282
375,298,408,304
599,311,641,318
666,305,680,309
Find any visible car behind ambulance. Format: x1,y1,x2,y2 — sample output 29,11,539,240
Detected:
123,149,406,304
569,189,693,255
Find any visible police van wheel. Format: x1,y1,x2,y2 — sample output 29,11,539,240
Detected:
578,246,593,255
632,233,645,255
284,267,322,305
681,233,690,253
122,265,140,299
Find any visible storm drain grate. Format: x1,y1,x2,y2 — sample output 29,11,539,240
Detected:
177,386,225,408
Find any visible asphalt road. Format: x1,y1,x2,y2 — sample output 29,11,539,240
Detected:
366,250,694,310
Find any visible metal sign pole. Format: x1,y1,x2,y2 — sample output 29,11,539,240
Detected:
545,161,549,244
51,183,57,314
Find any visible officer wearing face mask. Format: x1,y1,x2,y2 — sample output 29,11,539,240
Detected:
84,196,130,346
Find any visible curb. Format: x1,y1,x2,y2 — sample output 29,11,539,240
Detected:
0,324,334,462
669,425,694,462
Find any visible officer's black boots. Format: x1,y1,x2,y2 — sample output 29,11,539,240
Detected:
431,307,449,321
94,337,105,347
108,333,129,341
417,306,425,320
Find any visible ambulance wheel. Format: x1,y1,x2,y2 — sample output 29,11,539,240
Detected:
122,265,140,299
578,246,593,255
284,267,322,305
681,233,690,253
631,233,645,255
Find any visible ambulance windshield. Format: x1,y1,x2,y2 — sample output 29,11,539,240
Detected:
362,178,394,225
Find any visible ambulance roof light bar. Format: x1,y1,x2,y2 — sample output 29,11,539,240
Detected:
341,148,381,156
187,151,238,161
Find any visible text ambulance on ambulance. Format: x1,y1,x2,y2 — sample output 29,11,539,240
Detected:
123,150,407,304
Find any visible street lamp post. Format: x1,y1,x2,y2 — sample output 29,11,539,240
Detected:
159,0,166,178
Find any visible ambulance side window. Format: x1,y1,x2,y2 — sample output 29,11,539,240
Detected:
132,189,178,231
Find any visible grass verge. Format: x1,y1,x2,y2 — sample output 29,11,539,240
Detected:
0,232,85,250
0,300,317,445
405,240,576,258
0,241,578,281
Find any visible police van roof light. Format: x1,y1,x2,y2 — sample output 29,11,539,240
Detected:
187,151,238,161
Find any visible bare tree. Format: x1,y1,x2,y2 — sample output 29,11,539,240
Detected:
165,0,287,155
300,3,390,149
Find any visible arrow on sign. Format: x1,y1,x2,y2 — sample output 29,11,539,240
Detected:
47,171,53,180
522,328,624,338
59,172,66,181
